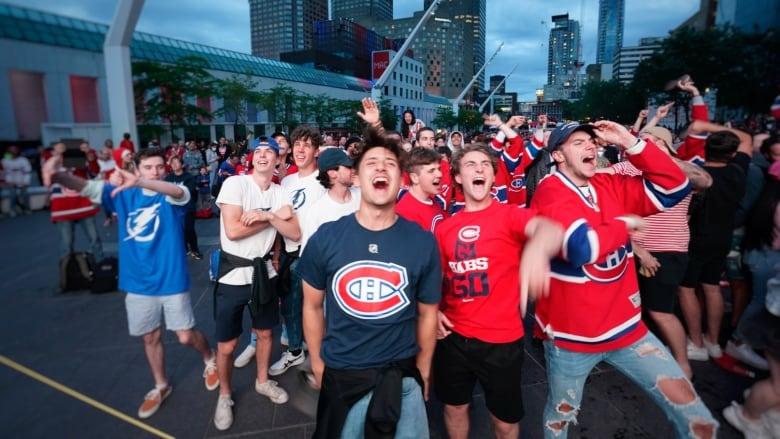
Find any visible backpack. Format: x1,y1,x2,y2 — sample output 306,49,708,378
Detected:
59,252,95,292
91,257,118,294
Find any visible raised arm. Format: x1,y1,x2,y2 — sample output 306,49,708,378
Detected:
356,97,384,135
689,120,752,156
633,109,649,134
641,103,673,132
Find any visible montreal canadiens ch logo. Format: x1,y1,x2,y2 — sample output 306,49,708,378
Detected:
458,225,480,242
582,245,630,283
510,176,525,190
332,261,410,319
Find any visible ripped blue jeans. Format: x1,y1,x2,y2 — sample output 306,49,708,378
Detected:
543,332,717,438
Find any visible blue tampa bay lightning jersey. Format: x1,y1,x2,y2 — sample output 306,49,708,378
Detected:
102,184,190,295
296,214,442,369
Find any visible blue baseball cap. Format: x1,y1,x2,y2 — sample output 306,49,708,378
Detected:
318,148,353,173
250,137,280,154
548,122,597,153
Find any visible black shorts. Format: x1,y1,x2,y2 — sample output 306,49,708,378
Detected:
680,248,728,288
215,283,279,342
637,252,688,313
432,332,525,423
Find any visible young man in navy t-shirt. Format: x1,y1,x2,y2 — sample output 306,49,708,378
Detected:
297,129,441,439
43,148,218,419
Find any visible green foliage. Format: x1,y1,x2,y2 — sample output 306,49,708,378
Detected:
256,84,299,131
132,56,217,135
378,98,398,132
213,74,259,127
432,106,458,130
457,109,484,133
632,26,779,115
566,80,645,123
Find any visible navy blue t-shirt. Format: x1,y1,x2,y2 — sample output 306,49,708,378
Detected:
296,213,442,369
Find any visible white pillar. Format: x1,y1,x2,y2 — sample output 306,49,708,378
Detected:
103,0,144,147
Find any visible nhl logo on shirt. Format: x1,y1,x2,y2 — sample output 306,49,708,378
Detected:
457,225,480,243
582,245,630,283
332,261,410,319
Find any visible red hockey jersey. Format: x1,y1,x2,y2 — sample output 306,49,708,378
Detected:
673,96,709,165
50,183,100,223
531,139,691,353
490,129,545,206
395,191,446,233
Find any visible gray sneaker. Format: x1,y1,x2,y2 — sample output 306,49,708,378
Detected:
269,350,305,376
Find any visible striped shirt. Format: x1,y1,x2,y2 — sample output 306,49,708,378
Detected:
611,161,691,252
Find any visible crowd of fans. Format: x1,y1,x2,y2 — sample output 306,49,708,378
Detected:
29,74,780,438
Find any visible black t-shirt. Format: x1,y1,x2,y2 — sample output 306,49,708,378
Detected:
164,172,198,211
689,152,750,252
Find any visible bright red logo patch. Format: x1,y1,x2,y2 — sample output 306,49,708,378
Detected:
332,261,410,319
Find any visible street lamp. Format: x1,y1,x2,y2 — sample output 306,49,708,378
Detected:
478,63,519,113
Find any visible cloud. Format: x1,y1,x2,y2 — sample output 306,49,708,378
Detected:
7,0,700,102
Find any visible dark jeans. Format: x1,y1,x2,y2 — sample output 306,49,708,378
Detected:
57,216,103,261
184,211,199,253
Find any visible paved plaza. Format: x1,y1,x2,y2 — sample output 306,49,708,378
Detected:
0,212,756,438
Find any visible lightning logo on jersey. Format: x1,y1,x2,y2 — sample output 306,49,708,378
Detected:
290,188,306,210
332,261,409,319
125,203,161,242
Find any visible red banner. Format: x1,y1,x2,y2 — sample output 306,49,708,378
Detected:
372,51,391,81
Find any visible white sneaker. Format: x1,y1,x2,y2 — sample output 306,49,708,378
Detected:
213,395,234,431
255,379,289,404
723,402,771,439
703,337,723,358
269,350,305,376
726,340,769,370
233,344,256,368
687,339,709,361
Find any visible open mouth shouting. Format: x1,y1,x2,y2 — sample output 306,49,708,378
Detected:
472,176,487,187
372,175,389,190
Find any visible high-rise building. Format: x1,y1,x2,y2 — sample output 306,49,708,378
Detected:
544,13,581,101
715,0,780,33
612,37,664,83
280,18,401,79
489,75,506,94
425,0,487,95
332,0,392,22
363,12,467,98
249,0,328,60
596,0,624,64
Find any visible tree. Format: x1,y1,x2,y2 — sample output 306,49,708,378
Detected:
213,74,259,137
378,98,398,132
432,106,458,130
457,109,484,133
309,94,334,128
564,80,645,123
631,26,780,116
133,56,217,138
256,84,299,131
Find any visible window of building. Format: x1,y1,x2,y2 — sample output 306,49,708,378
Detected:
70,75,100,123
10,70,47,140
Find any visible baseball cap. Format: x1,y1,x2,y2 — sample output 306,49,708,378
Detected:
640,126,675,154
346,136,362,147
318,148,353,173
250,137,279,154
547,122,597,153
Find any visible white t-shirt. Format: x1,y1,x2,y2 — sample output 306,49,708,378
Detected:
280,170,326,252
216,175,286,285
299,187,361,254
2,156,31,186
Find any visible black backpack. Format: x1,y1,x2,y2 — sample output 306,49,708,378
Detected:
91,257,118,294
59,252,95,292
